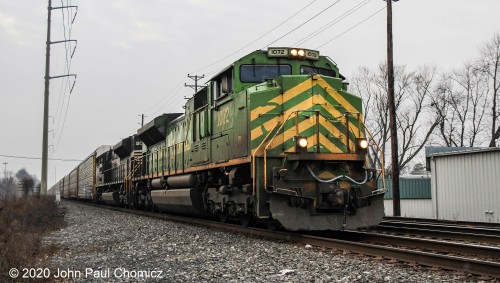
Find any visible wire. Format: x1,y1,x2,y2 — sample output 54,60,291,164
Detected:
0,154,82,162
53,0,77,153
143,76,187,116
293,0,373,46
316,6,386,49
190,0,318,75
262,0,341,49
141,0,320,118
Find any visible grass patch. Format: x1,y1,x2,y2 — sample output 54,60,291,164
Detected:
0,195,65,281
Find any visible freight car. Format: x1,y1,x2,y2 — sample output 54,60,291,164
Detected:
49,47,386,231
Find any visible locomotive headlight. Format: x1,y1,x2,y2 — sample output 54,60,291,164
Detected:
290,48,306,58
296,136,308,152
356,138,369,153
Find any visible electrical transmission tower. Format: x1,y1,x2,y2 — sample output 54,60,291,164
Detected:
41,0,78,195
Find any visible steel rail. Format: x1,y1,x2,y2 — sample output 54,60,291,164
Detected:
384,217,500,229
71,201,500,279
377,224,500,245
380,220,500,237
336,230,500,259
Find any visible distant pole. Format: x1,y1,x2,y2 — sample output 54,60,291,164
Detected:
185,74,205,93
386,0,401,216
138,114,145,127
41,0,52,195
2,162,7,177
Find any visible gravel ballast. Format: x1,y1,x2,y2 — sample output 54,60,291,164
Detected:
42,201,483,282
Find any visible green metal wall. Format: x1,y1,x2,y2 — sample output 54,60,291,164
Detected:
381,178,431,199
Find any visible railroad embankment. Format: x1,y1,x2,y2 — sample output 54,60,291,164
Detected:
0,196,65,282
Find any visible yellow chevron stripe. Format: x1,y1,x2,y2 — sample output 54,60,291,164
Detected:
251,105,278,121
319,116,343,142
250,95,283,122
251,116,281,140
251,75,367,153
316,76,358,113
308,94,363,136
282,78,313,103
319,133,343,152
282,115,315,145
283,133,343,153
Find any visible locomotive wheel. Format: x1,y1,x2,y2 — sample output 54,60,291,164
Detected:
265,219,281,231
238,213,253,227
219,212,229,223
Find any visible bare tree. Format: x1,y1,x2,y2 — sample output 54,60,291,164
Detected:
431,62,489,147
15,168,37,197
351,65,389,170
351,64,440,174
0,170,17,199
479,33,500,147
397,66,441,170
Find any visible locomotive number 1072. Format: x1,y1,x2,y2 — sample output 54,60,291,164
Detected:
267,48,289,57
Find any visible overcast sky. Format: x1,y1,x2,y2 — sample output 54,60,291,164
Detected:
1,0,499,187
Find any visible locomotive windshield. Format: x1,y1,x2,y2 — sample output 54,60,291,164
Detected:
240,64,291,83
300,66,336,77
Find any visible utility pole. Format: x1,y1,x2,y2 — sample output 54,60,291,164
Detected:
41,0,52,195
386,0,401,216
2,162,7,177
139,114,145,127
184,74,205,93
41,0,78,195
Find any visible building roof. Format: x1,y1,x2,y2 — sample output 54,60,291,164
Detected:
428,147,500,157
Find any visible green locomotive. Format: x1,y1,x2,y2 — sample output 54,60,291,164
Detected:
51,47,385,231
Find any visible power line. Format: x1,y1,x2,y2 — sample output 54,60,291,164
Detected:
316,6,386,49
293,0,373,46
53,0,78,153
190,0,318,75
262,0,341,49
141,0,320,119
0,154,82,162
145,77,189,118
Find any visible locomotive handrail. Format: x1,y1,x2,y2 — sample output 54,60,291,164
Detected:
363,125,386,194
251,121,280,196
262,110,298,191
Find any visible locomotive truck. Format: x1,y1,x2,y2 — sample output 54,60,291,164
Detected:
49,47,386,231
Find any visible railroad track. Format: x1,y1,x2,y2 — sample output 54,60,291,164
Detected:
70,201,500,279
384,216,500,229
378,218,500,245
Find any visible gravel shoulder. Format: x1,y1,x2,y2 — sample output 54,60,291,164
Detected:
42,201,483,282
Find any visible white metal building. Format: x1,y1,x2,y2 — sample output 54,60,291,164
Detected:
429,148,500,223
383,177,433,218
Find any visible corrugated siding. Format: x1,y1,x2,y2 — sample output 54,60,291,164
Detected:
78,155,94,199
384,199,434,218
63,175,70,198
381,178,431,199
69,169,78,198
432,150,500,223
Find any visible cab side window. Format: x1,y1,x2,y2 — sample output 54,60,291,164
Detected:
213,69,233,101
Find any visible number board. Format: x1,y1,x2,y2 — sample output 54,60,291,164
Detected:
267,48,289,57
305,50,320,60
